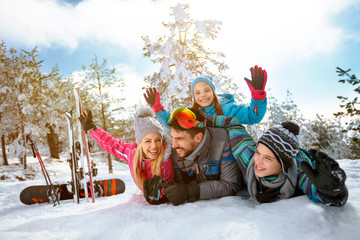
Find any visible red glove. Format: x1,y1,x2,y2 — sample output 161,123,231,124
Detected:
244,65,267,100
143,87,164,113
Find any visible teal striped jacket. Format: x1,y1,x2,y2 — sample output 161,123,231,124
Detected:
206,115,326,204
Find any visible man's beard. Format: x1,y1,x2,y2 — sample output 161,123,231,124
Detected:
175,141,197,158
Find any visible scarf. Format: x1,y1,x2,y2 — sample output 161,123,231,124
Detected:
246,156,297,204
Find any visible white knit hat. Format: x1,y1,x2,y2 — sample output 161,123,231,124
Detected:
133,105,164,143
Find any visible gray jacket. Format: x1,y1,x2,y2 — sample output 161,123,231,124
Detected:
172,127,241,200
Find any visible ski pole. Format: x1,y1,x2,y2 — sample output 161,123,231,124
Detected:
26,135,51,186
26,135,60,206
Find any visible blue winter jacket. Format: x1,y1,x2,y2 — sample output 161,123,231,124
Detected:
155,93,267,129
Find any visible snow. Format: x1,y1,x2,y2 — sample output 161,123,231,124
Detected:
1,155,359,240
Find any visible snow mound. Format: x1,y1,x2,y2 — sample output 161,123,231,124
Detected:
0,156,359,240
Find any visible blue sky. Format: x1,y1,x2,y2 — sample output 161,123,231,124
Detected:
1,0,359,120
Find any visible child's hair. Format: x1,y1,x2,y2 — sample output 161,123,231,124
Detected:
132,138,165,189
191,91,224,115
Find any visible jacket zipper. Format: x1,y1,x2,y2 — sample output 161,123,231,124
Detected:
194,155,205,183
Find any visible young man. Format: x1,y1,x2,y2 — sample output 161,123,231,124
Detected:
143,107,241,206
205,115,348,206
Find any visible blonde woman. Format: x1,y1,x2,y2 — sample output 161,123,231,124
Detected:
79,106,174,204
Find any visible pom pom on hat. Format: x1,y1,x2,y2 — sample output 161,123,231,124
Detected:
281,121,300,136
133,105,164,143
135,104,155,118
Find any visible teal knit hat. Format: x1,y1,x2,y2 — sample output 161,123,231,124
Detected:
191,75,216,97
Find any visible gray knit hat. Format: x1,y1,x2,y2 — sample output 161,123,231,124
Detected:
258,122,300,174
133,105,165,143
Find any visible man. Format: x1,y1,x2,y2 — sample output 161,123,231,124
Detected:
143,107,241,206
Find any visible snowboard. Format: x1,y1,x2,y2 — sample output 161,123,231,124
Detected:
20,178,126,205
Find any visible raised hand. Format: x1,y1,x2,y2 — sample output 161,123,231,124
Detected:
244,65,267,90
144,87,159,107
79,110,97,133
244,65,267,100
143,87,164,113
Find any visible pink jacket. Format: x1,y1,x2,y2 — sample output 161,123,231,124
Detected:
90,128,175,190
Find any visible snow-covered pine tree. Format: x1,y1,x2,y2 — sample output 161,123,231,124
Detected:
247,90,307,142
335,67,360,158
303,114,352,159
248,89,352,158
0,41,14,165
42,65,76,157
0,44,56,168
80,56,126,173
142,3,239,110
335,67,360,132
348,133,360,158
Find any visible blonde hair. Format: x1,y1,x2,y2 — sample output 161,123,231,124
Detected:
132,138,165,189
191,91,224,115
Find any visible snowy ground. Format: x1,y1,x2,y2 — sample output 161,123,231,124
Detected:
0,153,359,240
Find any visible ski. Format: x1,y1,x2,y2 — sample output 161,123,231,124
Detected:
26,135,60,206
74,89,96,203
65,111,80,204
74,139,89,202
20,178,126,205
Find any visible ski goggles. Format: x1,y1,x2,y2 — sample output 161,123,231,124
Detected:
169,108,206,129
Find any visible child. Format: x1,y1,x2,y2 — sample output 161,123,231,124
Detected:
144,65,268,128
79,106,175,204
206,117,348,206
